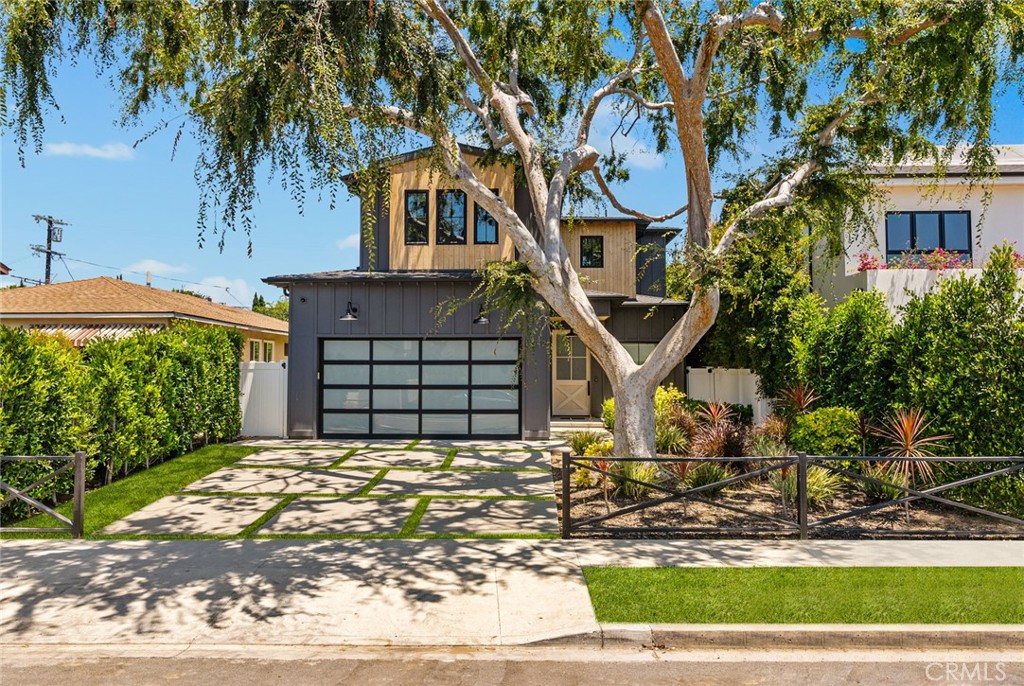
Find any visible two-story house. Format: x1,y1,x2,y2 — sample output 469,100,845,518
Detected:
813,145,1024,311
264,146,688,440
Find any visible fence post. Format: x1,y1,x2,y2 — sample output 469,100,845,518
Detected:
72,451,86,539
560,450,572,539
796,451,808,540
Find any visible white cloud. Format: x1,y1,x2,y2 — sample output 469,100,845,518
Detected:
193,276,252,307
589,101,666,171
125,259,189,276
44,142,135,161
336,234,361,251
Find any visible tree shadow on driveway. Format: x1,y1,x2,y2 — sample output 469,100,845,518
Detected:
0,538,594,645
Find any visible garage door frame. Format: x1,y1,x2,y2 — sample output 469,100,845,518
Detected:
318,337,522,439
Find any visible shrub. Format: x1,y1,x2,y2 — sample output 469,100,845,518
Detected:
772,466,841,508
776,383,820,417
858,462,905,503
690,423,747,458
612,460,660,500
696,401,735,426
749,435,789,458
655,423,688,455
0,323,242,522
665,405,700,440
583,439,614,458
0,329,95,520
572,459,596,488
684,461,735,498
661,459,694,485
791,290,894,418
790,406,860,456
654,383,687,417
601,397,615,431
568,430,604,456
750,414,789,445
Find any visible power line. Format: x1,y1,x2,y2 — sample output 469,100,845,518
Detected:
61,256,247,307
58,255,75,281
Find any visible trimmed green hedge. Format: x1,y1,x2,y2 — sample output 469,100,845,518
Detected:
790,406,861,457
0,323,242,521
788,244,1024,514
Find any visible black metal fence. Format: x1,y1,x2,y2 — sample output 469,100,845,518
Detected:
0,452,86,538
559,451,1024,539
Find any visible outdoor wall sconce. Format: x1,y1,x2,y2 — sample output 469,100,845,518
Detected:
472,308,489,325
339,301,359,321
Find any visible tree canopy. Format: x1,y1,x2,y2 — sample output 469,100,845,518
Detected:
4,0,1022,454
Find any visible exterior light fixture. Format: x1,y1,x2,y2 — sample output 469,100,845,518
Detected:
339,301,359,321
472,308,489,325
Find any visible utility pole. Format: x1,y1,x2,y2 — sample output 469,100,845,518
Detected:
31,215,70,284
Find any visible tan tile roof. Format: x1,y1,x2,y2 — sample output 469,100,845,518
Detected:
0,277,288,334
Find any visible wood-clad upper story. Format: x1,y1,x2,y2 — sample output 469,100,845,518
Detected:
350,146,677,298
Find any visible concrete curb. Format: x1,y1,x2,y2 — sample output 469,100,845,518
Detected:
538,624,1024,650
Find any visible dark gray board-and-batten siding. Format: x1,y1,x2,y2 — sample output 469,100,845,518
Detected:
284,278,552,439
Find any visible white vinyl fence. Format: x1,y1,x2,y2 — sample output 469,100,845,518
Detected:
239,361,287,438
685,367,771,424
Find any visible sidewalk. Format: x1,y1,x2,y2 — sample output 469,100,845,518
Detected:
1,539,1021,649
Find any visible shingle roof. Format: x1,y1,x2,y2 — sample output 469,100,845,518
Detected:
0,277,288,334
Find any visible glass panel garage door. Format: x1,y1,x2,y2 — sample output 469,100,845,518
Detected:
320,338,520,438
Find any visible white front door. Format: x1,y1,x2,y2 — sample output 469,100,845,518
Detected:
552,333,590,416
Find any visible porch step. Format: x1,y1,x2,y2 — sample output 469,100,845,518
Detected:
550,418,608,437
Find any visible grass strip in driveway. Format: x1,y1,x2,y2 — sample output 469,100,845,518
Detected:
583,567,1024,624
2,445,255,539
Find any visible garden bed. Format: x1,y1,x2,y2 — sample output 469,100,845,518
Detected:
552,460,1023,539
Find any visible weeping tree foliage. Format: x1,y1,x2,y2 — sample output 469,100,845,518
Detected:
3,0,1022,455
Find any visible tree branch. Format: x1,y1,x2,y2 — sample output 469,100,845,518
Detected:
576,41,650,146
712,89,880,256
591,166,688,223
460,90,511,148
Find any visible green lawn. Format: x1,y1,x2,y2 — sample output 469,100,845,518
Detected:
583,566,1024,624
2,444,255,538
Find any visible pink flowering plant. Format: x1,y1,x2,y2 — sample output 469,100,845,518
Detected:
857,248,973,272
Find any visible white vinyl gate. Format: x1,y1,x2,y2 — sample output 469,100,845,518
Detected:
685,367,771,423
239,361,288,438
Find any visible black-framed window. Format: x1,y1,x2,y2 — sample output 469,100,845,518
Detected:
473,189,499,244
405,190,428,245
437,189,467,245
580,235,604,268
885,211,971,263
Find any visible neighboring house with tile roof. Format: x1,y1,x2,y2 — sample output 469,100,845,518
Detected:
0,276,288,362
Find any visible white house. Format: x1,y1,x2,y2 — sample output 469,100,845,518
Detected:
813,145,1024,312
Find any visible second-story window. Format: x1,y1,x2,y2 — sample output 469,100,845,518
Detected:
885,211,971,264
405,190,429,245
580,236,604,268
474,190,499,244
437,189,467,245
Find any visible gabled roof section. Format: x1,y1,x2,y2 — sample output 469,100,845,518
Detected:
0,277,288,334
341,143,492,187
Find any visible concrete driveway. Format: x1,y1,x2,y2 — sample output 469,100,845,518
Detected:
99,440,563,539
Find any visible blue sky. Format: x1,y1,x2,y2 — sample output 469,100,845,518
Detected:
2,50,1022,305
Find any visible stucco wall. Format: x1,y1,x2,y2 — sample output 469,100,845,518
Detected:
842,178,1024,275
